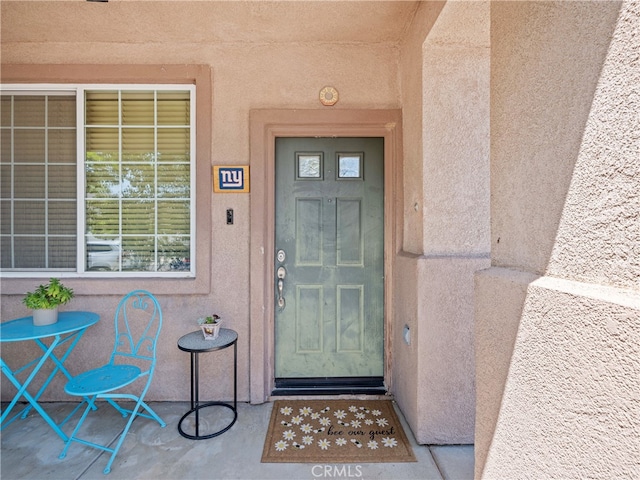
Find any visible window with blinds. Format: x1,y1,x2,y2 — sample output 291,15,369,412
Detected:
0,85,195,276
1,93,77,271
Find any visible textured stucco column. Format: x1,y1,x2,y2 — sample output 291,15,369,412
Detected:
477,274,640,478
475,268,537,475
477,1,640,477
417,0,490,444
415,256,490,443
393,0,444,443
394,0,490,445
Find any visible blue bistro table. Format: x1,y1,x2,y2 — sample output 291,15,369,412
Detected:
177,328,238,440
1,311,100,441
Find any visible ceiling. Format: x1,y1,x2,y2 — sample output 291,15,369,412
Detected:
2,1,423,45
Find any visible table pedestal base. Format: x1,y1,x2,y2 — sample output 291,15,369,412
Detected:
178,402,237,440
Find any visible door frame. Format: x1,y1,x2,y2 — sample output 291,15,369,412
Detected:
249,109,403,403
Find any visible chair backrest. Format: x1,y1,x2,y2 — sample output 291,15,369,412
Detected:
109,290,162,377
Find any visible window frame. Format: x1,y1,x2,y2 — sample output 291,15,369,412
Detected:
1,83,197,278
0,64,211,296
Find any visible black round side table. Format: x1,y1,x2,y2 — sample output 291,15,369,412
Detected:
177,328,238,440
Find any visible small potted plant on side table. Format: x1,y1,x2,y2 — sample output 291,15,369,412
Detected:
198,314,222,340
23,278,74,326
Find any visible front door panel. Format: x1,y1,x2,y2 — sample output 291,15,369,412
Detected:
274,137,384,381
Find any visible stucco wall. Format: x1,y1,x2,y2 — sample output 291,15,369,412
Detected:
400,1,445,255
0,2,401,404
490,0,623,274
478,273,640,478
394,0,444,442
394,0,490,444
477,1,640,477
422,1,490,258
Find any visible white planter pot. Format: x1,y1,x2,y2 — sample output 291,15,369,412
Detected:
32,308,59,326
200,323,221,340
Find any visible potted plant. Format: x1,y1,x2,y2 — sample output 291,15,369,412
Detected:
197,314,222,340
23,278,74,326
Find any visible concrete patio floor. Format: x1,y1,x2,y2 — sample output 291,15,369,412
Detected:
1,400,474,480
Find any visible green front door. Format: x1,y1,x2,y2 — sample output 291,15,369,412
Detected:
274,137,384,385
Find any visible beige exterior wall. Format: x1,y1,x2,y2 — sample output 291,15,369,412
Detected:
394,0,490,444
477,1,640,477
0,2,402,405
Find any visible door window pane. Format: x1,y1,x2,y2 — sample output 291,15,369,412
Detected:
337,153,363,179
296,153,323,180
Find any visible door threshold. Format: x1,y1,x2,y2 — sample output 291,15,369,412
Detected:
271,386,388,396
272,377,386,396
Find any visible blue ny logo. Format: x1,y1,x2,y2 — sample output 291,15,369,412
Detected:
218,168,245,190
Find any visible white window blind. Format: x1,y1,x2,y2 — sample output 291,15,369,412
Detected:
0,93,77,270
0,85,195,276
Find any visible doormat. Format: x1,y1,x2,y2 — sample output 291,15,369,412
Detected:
261,400,416,463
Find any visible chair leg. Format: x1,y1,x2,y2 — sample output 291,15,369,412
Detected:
136,400,166,427
105,398,130,418
102,398,165,474
102,394,166,427
60,397,96,428
60,395,165,475
103,411,137,474
59,395,97,459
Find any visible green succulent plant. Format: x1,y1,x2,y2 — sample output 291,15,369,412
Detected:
23,278,74,310
202,314,221,324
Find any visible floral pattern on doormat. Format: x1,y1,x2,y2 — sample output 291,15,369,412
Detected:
261,400,416,463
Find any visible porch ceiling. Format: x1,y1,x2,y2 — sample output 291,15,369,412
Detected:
1,1,421,45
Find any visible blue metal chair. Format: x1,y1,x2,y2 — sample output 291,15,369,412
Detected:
59,290,166,474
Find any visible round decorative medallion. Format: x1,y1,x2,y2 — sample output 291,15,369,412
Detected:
319,86,339,106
